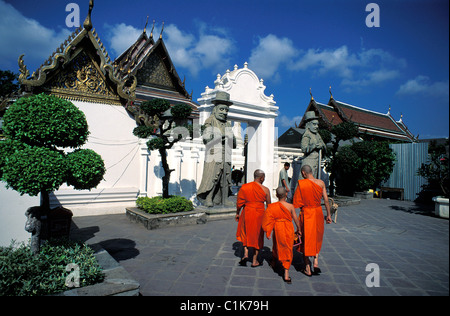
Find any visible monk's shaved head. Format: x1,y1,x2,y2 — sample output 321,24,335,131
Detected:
254,169,265,179
276,186,287,199
301,165,313,175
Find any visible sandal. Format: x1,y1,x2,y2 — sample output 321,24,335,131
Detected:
300,263,312,277
283,277,292,284
239,257,248,266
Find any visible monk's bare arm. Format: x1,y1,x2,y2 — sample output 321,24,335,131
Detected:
263,186,271,205
321,181,332,224
289,205,301,233
235,190,244,222
235,204,243,222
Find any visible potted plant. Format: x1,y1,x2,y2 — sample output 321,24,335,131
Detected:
417,140,449,218
0,93,106,254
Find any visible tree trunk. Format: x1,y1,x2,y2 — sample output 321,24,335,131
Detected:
26,190,50,255
41,189,50,210
159,148,174,199
328,139,341,197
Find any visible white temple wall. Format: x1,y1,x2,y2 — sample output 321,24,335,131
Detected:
50,101,141,216
1,62,304,242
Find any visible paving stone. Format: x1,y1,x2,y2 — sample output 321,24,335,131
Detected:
70,199,449,297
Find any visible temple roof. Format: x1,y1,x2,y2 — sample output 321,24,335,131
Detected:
17,0,135,106
114,34,194,101
113,24,199,119
300,95,417,142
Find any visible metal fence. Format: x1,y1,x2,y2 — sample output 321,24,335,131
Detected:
382,142,429,201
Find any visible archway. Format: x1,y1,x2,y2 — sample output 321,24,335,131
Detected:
197,63,279,196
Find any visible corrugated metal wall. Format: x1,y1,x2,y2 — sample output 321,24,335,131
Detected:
382,142,429,201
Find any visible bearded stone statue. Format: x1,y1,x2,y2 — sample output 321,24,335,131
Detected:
300,111,326,179
197,91,236,207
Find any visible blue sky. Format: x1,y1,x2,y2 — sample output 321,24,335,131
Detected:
1,0,448,139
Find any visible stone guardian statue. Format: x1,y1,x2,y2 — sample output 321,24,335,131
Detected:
301,111,326,179
197,91,236,207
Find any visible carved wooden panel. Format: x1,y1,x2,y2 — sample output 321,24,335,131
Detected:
42,50,121,104
136,53,175,89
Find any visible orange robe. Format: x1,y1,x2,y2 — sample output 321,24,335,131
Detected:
262,202,295,270
236,182,266,250
293,179,324,257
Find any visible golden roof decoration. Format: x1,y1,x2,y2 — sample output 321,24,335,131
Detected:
18,0,136,105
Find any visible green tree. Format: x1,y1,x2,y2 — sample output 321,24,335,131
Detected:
326,121,359,196
0,70,19,136
0,93,105,252
132,98,192,198
333,141,396,195
0,70,19,99
417,140,449,198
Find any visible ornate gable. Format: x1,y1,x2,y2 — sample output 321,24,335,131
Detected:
40,49,121,104
18,0,136,106
136,52,176,89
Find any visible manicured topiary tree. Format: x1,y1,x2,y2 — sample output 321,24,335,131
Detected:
0,93,105,253
132,98,192,198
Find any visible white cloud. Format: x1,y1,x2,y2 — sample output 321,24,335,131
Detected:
276,114,303,129
342,69,400,87
358,48,407,68
397,75,449,97
0,0,71,70
247,34,405,90
165,24,235,76
293,46,359,78
249,34,298,79
104,23,142,57
293,47,405,88
193,34,234,69
104,22,235,77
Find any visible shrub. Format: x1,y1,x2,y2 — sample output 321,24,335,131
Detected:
333,141,396,195
0,93,105,213
2,93,89,148
1,145,67,196
0,239,104,296
136,196,193,214
417,140,449,198
65,149,105,190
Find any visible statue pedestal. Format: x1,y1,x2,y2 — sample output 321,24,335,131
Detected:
196,205,236,221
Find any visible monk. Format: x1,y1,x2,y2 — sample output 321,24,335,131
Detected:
293,164,332,276
235,169,271,267
262,187,300,283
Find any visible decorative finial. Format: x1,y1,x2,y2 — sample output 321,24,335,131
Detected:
329,85,333,99
18,54,30,82
159,21,164,39
150,20,155,39
83,0,94,31
400,113,403,122
309,88,314,100
388,105,391,115
143,16,149,34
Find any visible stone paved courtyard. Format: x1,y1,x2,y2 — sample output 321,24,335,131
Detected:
71,198,449,296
